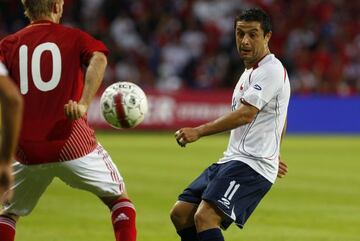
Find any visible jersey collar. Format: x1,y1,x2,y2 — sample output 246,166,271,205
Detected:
252,54,273,70
30,20,55,25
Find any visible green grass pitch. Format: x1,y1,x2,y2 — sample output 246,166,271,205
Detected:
12,132,360,241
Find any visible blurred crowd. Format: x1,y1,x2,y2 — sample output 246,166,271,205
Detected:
1,0,359,95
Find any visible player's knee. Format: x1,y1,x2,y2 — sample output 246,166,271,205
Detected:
100,193,129,209
169,206,181,225
194,205,221,229
170,205,188,227
194,209,208,227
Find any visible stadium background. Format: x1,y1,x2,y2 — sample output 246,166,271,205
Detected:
1,0,359,133
0,1,359,241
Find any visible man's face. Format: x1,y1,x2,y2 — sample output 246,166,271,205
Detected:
235,21,271,67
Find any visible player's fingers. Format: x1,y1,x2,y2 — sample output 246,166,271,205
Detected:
64,100,74,119
175,135,186,147
174,130,182,138
279,161,288,169
71,101,78,120
277,166,288,178
280,162,288,173
66,101,79,120
74,105,81,120
64,103,70,117
178,138,186,147
77,104,86,119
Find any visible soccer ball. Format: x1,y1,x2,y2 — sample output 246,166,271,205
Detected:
100,82,148,129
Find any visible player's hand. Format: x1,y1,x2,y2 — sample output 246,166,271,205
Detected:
0,164,13,204
174,128,200,147
277,158,288,178
64,100,88,120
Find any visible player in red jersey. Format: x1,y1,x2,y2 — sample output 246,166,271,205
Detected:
0,61,23,204
0,1,136,241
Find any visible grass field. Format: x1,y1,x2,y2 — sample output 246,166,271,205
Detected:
13,132,360,241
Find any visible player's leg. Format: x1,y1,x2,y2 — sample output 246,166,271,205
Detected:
0,161,54,241
0,214,18,241
171,163,220,241
194,161,273,241
57,144,136,241
194,201,226,241
99,189,136,241
170,201,198,241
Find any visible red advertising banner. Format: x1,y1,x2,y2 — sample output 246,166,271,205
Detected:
88,89,233,130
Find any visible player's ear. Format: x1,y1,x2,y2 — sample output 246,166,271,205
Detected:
264,31,272,44
53,0,61,14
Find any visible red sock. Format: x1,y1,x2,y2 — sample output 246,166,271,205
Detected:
111,198,137,241
0,216,16,241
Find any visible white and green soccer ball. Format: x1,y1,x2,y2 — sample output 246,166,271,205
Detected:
100,81,148,129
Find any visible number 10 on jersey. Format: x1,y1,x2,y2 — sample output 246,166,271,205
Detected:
19,42,62,94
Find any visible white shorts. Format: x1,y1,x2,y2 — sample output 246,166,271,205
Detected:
3,144,124,216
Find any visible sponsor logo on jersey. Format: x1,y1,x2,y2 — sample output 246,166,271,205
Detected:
253,84,262,90
240,83,244,90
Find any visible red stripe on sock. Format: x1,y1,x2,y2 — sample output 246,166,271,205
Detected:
111,198,137,241
0,216,16,241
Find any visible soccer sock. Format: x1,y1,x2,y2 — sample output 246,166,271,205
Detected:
111,198,137,241
177,226,199,241
198,228,225,241
0,216,16,241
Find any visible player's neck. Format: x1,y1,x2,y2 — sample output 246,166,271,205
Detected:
245,50,271,69
31,15,59,24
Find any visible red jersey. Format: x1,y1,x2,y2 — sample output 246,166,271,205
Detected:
0,20,109,164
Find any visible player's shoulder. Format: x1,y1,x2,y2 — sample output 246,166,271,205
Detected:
258,54,284,71
253,54,285,81
0,31,19,47
52,23,90,37
0,31,21,56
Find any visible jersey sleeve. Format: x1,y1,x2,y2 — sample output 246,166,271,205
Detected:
0,61,8,76
0,46,8,75
242,66,284,110
77,29,109,64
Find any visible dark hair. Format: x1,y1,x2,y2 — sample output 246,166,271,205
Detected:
235,8,272,35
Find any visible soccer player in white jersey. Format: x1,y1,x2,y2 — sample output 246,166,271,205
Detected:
171,8,290,241
0,61,23,203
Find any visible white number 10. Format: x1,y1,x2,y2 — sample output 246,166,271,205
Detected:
19,42,62,94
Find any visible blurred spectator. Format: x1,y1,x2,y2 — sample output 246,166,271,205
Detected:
1,0,359,95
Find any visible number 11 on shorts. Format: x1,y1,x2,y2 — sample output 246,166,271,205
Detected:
219,180,240,208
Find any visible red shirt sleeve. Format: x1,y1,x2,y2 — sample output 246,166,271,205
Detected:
76,29,109,64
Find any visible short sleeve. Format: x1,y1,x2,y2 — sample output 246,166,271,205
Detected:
77,29,109,64
0,61,8,76
242,66,284,110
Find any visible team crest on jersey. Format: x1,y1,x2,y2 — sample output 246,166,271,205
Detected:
240,83,244,90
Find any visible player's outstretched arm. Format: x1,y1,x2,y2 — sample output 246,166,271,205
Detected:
0,75,23,164
277,118,288,178
175,101,258,147
64,51,107,120
0,75,23,201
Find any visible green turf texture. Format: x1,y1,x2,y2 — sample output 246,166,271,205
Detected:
12,132,360,241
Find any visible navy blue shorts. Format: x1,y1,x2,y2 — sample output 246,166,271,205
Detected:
178,161,272,229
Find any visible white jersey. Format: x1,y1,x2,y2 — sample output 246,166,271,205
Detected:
218,54,290,183
0,61,8,75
